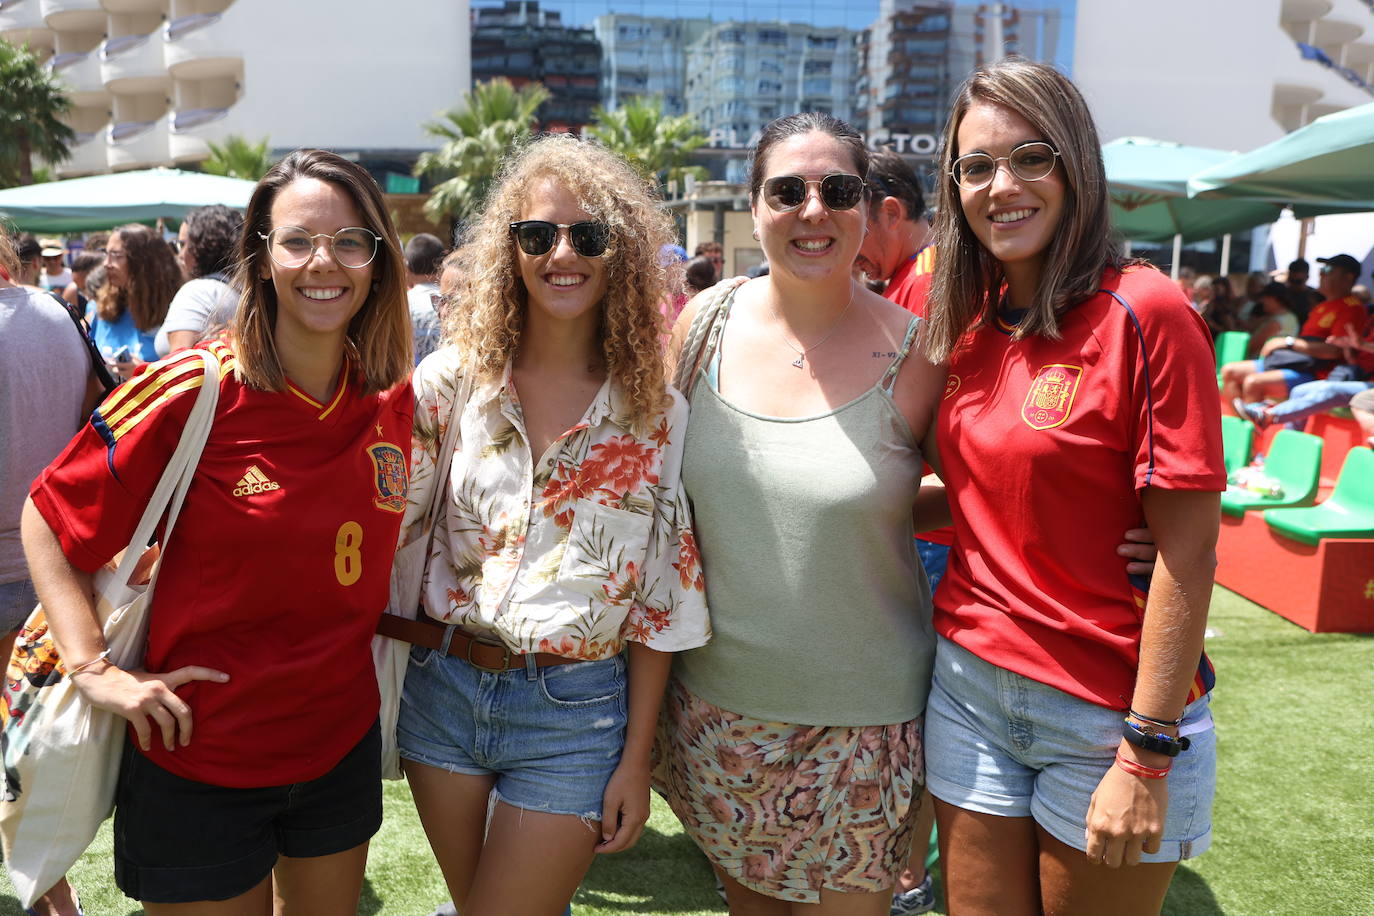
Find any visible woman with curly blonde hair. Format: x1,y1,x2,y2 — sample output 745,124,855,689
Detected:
391,133,710,915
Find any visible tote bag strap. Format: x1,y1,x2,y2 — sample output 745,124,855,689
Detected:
672,277,745,394
418,367,475,537
104,348,221,597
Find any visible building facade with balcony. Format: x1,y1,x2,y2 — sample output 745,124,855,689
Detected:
1074,0,1374,150
684,21,862,152
593,13,710,116
2,0,470,178
471,0,601,131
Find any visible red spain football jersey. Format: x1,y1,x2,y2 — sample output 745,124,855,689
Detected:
884,245,936,319
1300,295,1365,339
934,267,1224,710
31,341,412,787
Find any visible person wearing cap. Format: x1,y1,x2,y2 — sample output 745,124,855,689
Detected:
1235,309,1374,429
1283,258,1323,320
38,239,71,292
1221,253,1367,414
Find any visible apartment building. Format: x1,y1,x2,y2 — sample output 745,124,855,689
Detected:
683,20,862,147
1075,0,1374,150
593,13,710,116
471,0,600,131
0,0,470,177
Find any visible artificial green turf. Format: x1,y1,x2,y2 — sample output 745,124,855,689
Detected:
1,586,1369,914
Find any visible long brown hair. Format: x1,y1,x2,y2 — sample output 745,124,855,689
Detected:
445,133,674,429
925,57,1129,363
230,148,411,394
95,224,180,332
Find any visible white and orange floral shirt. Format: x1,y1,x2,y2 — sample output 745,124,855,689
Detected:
403,348,710,661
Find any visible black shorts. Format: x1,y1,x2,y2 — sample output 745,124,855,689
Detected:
113,720,382,903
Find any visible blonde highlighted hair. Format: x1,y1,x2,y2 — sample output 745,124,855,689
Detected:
445,133,675,428
230,148,411,394
925,57,1132,363
96,224,180,332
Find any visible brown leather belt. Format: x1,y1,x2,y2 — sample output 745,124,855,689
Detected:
375,614,577,672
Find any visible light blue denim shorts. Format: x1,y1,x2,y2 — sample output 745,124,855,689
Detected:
397,640,628,822
925,636,1215,862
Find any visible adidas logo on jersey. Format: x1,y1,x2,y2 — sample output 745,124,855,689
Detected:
233,465,281,497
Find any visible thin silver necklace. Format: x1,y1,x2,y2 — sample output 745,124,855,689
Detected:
771,284,856,369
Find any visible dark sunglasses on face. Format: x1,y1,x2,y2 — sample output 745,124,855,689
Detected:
509,220,611,258
761,173,867,213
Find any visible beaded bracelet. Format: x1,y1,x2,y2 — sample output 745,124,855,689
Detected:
1114,751,1170,780
67,648,111,677
1128,708,1183,728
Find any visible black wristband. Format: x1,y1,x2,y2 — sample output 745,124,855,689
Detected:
1121,719,1190,757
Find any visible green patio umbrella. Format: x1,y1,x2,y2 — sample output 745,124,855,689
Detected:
1187,102,1374,203
1104,137,1356,244
0,168,255,233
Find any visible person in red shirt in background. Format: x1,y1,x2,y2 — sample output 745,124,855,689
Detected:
21,149,414,913
919,59,1222,915
855,149,942,916
1220,253,1366,413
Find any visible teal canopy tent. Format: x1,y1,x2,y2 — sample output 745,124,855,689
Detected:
1188,101,1374,203
0,168,255,233
1104,136,1362,244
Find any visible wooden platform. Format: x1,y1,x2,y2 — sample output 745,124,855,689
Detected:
1216,510,1374,633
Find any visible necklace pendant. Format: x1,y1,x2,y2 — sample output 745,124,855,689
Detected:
791,355,805,369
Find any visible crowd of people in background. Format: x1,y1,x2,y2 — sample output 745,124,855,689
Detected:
1,52,1370,916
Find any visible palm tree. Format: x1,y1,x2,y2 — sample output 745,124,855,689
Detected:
0,39,76,187
202,134,275,181
586,97,708,191
415,78,550,227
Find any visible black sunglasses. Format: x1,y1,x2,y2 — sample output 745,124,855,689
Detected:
761,173,867,213
509,220,611,258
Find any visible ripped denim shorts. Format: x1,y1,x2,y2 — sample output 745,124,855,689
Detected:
397,643,628,822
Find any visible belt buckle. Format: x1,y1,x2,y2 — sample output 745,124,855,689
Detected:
465,635,512,673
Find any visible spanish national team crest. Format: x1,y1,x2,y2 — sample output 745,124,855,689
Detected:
1021,364,1083,430
366,443,407,513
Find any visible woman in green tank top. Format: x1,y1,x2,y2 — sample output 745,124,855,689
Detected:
655,113,950,916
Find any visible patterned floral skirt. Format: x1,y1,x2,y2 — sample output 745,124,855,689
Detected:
653,677,924,904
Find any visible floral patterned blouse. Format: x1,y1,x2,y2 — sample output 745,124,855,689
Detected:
404,348,711,661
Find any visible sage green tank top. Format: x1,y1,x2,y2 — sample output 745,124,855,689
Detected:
676,297,934,726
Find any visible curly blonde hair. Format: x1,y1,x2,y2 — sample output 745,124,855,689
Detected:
445,133,675,429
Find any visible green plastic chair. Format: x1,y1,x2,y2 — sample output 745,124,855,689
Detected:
1220,429,1322,518
1265,447,1374,545
1215,330,1250,372
1221,415,1253,474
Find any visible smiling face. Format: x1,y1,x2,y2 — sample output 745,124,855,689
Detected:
516,178,608,327
751,131,867,284
955,101,1066,289
259,177,375,345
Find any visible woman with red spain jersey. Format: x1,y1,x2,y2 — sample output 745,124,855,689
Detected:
393,135,709,915
21,149,413,913
919,59,1224,915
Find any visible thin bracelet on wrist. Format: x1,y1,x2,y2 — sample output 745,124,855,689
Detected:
1128,708,1183,728
67,648,112,676
1114,751,1170,780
